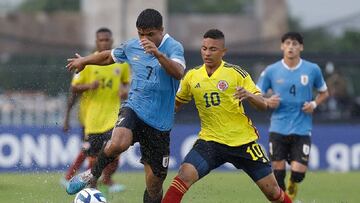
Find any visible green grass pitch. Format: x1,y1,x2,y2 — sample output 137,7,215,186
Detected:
1,171,359,203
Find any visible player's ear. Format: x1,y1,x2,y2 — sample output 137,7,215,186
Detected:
299,44,304,52
280,43,284,51
222,48,227,57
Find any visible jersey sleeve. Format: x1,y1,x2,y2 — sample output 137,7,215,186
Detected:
71,66,89,86
176,71,192,103
256,68,271,94
120,63,131,84
168,41,186,69
243,74,261,95
314,65,328,92
111,43,128,63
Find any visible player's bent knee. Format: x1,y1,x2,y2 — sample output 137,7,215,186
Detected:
267,187,283,202
178,163,199,185
290,171,305,183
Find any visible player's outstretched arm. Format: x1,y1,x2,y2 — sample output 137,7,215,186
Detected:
234,87,267,111
63,90,78,132
66,51,114,73
265,95,280,109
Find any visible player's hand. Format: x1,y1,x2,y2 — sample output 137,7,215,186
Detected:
66,53,85,73
119,89,128,100
89,80,100,90
265,95,280,109
140,38,160,57
302,101,315,114
234,86,251,101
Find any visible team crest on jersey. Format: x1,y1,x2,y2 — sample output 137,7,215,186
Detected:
162,156,169,167
301,75,309,85
114,68,120,75
217,80,229,91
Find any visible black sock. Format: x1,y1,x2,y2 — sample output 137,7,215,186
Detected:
273,169,286,191
91,149,115,179
143,189,162,203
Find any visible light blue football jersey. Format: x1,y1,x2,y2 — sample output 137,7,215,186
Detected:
257,59,327,136
111,34,185,131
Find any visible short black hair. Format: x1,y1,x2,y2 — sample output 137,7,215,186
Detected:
96,27,112,35
281,32,303,44
203,29,225,40
136,8,163,29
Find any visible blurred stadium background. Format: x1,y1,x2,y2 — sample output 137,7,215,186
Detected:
0,0,360,202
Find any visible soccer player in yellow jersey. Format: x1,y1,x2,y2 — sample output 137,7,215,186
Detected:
162,29,292,203
61,83,89,186
69,27,130,193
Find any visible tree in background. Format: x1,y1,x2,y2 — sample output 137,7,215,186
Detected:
168,0,252,14
19,0,80,13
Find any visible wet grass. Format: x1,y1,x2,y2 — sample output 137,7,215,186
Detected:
1,171,359,203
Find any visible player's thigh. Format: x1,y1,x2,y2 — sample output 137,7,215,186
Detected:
108,127,133,153
86,129,112,156
269,132,290,161
137,123,170,179
290,135,311,169
183,139,225,180
228,141,272,182
111,107,138,151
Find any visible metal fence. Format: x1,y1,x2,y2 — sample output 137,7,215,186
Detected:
0,52,359,126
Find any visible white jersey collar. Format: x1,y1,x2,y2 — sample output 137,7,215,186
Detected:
281,59,303,71
158,33,170,48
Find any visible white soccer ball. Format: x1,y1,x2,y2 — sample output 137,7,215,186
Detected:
74,188,107,203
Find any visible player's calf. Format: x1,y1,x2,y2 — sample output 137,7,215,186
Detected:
268,188,292,203
273,169,286,190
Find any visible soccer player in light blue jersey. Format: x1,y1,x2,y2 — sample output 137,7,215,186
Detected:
256,32,329,200
65,9,185,203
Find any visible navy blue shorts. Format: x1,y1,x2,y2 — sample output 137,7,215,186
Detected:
183,139,272,182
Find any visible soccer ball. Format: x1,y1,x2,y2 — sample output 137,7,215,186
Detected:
74,188,107,203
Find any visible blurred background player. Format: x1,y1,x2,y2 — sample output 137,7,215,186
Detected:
60,80,88,187
256,32,329,200
66,9,185,203
163,29,292,203
63,27,130,193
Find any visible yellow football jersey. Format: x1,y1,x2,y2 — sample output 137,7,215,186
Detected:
71,74,90,126
176,60,261,146
72,62,130,135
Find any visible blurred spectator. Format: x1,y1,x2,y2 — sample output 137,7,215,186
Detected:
324,62,352,119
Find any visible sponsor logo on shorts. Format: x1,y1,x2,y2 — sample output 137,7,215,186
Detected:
303,144,310,155
116,117,125,126
162,156,169,168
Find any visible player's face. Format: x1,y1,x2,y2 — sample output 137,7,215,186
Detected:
96,32,113,52
137,27,164,47
281,38,303,60
201,38,226,69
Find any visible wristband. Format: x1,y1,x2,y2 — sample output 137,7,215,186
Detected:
310,101,317,109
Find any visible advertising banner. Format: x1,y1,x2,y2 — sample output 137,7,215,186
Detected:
0,124,359,172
